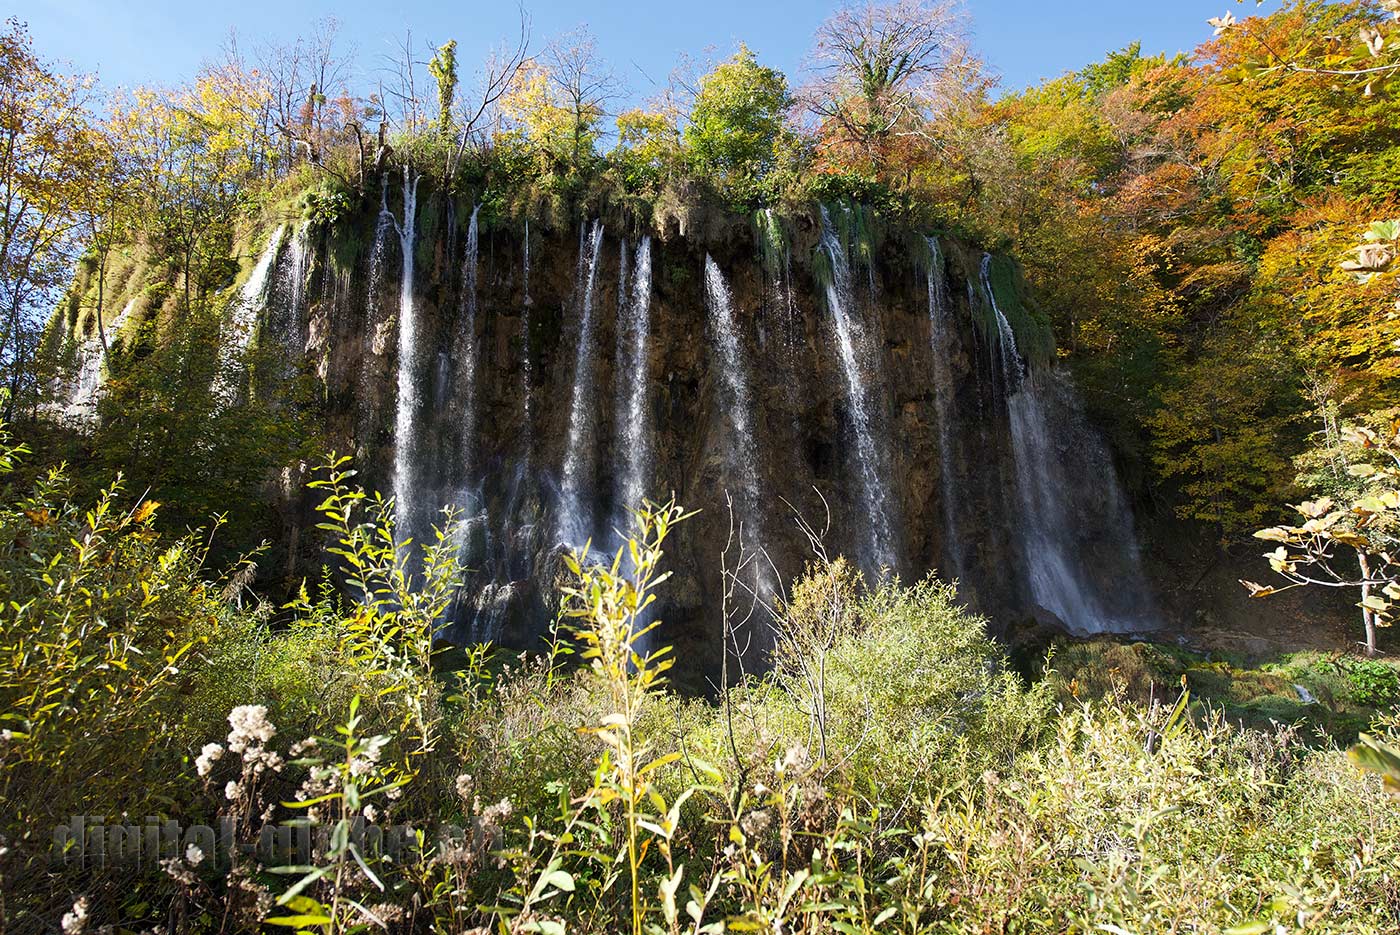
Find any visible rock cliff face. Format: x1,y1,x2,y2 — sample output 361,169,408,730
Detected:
147,173,1164,682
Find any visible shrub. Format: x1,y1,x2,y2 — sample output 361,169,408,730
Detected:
1347,659,1400,708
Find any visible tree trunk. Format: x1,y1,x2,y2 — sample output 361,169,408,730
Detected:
1358,550,1378,655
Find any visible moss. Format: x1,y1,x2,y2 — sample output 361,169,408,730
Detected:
752,208,788,279
984,254,1055,367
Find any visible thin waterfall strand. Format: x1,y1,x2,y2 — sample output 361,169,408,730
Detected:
818,206,897,574
703,255,775,605
926,236,965,583
557,220,605,548
391,168,423,541
617,237,654,517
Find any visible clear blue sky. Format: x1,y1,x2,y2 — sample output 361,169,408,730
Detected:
24,0,1249,100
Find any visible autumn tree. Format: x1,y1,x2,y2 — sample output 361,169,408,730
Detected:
113,66,272,317
501,26,619,175
0,19,99,420
610,108,682,193
803,0,976,182
257,18,353,172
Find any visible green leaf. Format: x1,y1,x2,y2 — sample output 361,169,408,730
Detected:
263,914,333,927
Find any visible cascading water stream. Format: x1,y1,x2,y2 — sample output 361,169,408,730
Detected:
214,226,285,401
556,220,605,548
457,204,481,490
391,167,423,543
982,252,1153,634
66,297,137,421
925,237,965,582
615,237,654,522
817,206,897,574
981,255,1024,394
703,255,776,606
521,218,534,439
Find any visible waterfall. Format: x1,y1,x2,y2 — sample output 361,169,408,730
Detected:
391,168,423,542
65,298,136,421
457,204,481,489
817,206,897,574
356,192,396,452
615,237,654,524
982,252,1154,634
266,222,311,358
521,218,534,437
284,223,311,324
214,227,285,400
981,254,1024,394
556,220,605,548
925,237,965,583
703,255,775,605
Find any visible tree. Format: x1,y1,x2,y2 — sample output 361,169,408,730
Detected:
257,18,352,172
1243,419,1400,655
498,28,620,180
683,45,792,200
76,115,137,366
0,19,99,419
803,0,975,180
427,39,458,137
610,108,681,192
111,67,271,317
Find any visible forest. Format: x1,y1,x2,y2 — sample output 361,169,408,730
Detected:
3,0,1400,931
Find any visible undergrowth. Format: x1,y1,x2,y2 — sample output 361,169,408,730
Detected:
1,428,1397,934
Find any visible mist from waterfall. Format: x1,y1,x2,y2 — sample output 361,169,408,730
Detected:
557,220,605,548
925,237,965,583
391,168,423,542
982,252,1154,635
818,206,897,575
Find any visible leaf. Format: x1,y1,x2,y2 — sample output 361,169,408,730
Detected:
1240,580,1277,598
543,868,576,893
263,914,333,927
1222,924,1273,935
1348,733,1400,796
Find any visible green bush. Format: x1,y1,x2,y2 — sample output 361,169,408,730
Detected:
1347,659,1400,708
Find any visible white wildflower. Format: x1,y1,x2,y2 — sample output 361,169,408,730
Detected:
185,844,204,867
363,804,378,823
454,773,474,803
195,743,223,777
226,705,275,754
61,896,89,935
224,780,241,801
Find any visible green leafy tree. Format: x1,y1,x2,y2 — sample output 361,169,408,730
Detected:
683,45,792,202
427,39,458,137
